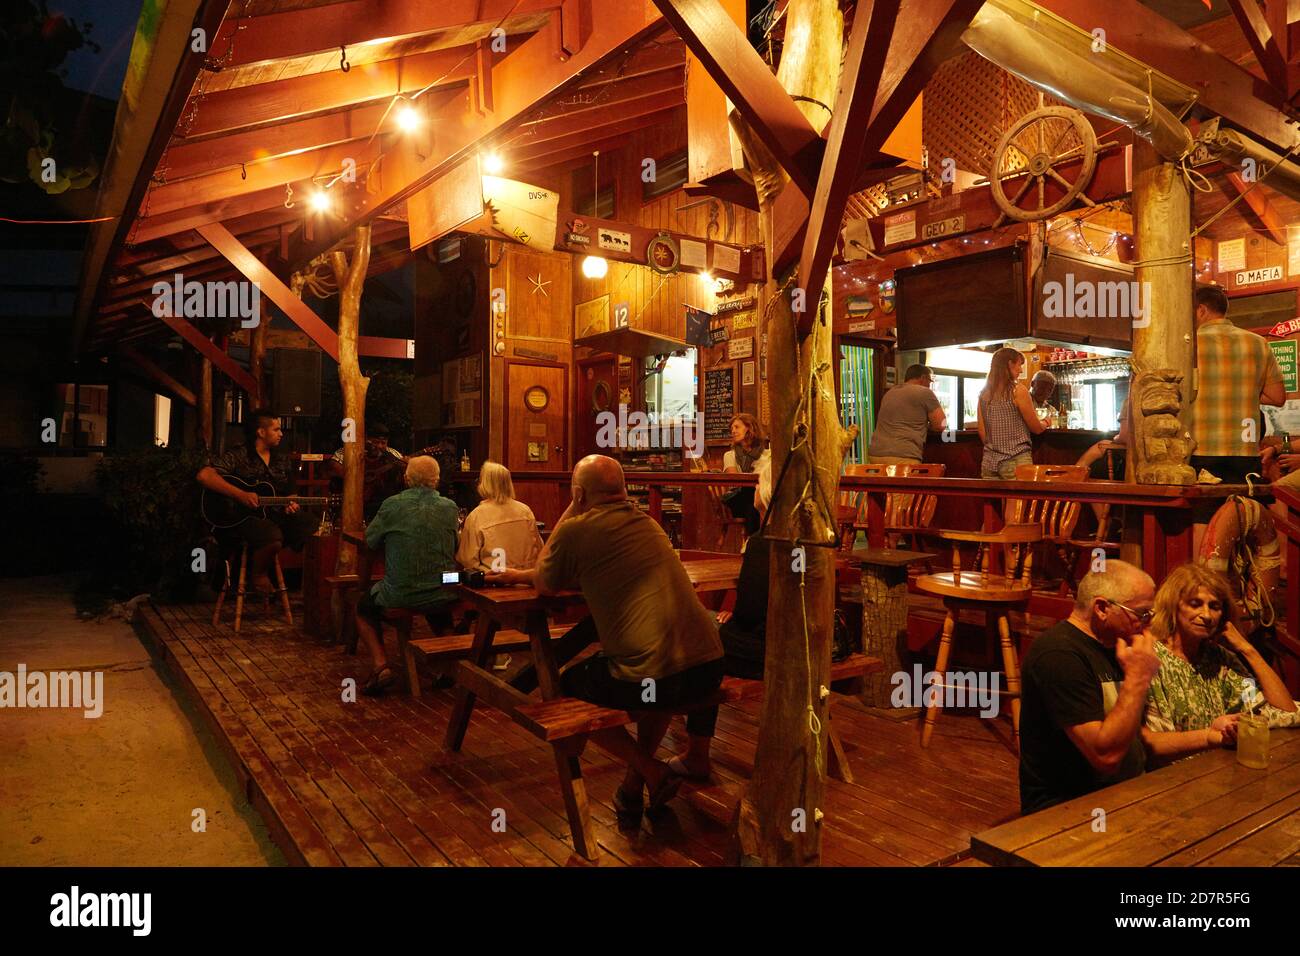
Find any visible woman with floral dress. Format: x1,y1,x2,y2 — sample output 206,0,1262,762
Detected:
1142,564,1298,764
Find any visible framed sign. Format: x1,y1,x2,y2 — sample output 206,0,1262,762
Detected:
575,294,610,339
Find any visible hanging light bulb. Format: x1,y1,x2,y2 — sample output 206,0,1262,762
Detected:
582,255,608,279
396,102,422,132
309,189,331,213
578,150,606,280
483,153,504,175
699,271,713,288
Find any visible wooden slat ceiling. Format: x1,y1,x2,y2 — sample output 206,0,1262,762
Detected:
88,0,686,352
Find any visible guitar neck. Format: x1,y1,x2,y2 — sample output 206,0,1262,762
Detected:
260,497,327,505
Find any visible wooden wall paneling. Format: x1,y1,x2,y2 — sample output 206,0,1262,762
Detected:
503,358,569,472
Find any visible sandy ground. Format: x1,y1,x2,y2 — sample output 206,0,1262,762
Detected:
0,577,284,866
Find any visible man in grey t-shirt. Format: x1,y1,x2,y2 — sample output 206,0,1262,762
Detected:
867,364,946,464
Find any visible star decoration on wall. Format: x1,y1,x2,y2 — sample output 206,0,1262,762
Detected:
528,272,551,298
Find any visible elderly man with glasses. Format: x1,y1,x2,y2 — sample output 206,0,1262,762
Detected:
1018,560,1162,814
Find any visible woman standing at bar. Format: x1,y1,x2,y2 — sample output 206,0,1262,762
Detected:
721,413,769,534
977,347,1048,479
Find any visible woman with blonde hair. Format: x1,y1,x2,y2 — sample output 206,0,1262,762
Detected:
456,461,544,573
1142,563,1298,762
976,347,1048,479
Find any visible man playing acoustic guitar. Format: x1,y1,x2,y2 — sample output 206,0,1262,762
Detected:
196,408,318,596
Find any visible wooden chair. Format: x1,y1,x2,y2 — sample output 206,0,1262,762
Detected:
212,541,292,633
691,457,749,553
915,521,1043,748
1009,464,1105,593
845,463,945,553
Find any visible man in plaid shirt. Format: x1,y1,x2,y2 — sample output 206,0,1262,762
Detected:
1188,285,1286,549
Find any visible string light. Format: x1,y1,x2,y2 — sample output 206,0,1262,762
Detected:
582,255,607,279
309,190,331,213
483,153,504,175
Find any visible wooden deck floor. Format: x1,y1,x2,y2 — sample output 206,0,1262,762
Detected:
137,598,1020,866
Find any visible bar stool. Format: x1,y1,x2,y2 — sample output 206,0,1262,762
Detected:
915,522,1043,748
212,541,293,633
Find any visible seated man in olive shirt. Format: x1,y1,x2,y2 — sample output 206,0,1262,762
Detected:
1019,560,1161,814
488,454,724,814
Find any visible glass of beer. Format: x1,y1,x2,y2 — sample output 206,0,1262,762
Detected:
1236,713,1270,770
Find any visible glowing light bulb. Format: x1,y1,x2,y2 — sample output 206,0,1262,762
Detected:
397,104,422,132
699,271,713,287
582,256,608,279
483,153,504,175
310,190,331,213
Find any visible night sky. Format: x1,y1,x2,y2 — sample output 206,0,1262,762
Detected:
48,0,143,101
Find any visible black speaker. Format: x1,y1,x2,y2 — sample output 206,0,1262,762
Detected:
270,348,322,416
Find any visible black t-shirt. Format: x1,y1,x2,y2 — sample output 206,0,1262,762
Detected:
1018,621,1147,814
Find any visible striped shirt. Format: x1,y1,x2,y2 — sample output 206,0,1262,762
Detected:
1189,319,1283,457
980,390,1032,474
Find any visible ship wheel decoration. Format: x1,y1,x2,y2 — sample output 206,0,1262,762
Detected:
988,102,1114,226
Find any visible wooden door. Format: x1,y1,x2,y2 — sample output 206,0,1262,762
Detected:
505,360,568,473
575,356,616,461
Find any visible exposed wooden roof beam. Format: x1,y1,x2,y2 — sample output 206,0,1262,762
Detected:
1037,0,1296,151
196,222,342,362
154,306,259,395
182,48,479,139
794,0,900,334
506,100,683,161
129,183,324,244
649,0,821,194
1228,0,1289,91
209,0,559,72
146,139,386,217
120,346,198,406
287,4,665,270
1227,170,1288,243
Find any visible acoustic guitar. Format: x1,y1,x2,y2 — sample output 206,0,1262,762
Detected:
202,474,333,529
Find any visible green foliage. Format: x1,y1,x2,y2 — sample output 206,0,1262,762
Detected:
315,360,414,451
0,1,101,193
94,446,211,600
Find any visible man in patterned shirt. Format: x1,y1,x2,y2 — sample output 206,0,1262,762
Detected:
1187,286,1285,551
197,408,318,595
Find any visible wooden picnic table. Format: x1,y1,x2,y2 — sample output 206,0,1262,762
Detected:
971,732,1300,866
441,554,743,859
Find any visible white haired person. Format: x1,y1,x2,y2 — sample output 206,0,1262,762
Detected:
455,461,543,574
668,457,775,780
354,455,460,695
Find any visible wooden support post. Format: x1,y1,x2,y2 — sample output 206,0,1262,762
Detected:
329,225,373,576
731,0,849,868
1129,140,1195,486
249,315,269,406
200,357,213,449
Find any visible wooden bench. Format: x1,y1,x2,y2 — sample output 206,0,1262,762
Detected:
407,625,570,696
510,653,883,783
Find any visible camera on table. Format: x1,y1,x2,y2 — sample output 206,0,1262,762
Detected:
441,569,486,588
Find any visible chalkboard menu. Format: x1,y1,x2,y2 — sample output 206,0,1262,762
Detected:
705,367,734,443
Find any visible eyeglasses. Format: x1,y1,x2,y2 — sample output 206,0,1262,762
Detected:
1107,600,1154,625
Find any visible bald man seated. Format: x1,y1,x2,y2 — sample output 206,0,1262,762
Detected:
1019,560,1161,814
488,454,724,816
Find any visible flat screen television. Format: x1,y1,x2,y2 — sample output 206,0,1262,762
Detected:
895,243,1027,351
